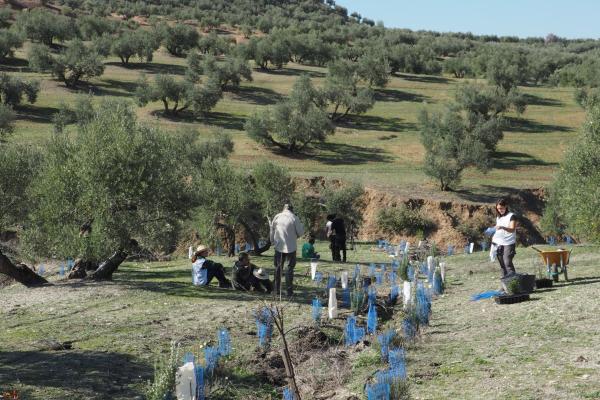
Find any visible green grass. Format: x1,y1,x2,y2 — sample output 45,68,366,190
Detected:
4,44,585,202
1,243,600,399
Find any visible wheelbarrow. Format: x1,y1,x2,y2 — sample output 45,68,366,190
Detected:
532,247,572,282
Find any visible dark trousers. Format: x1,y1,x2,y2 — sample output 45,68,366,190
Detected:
497,244,516,277
234,276,273,293
274,251,296,296
331,237,347,262
205,262,231,287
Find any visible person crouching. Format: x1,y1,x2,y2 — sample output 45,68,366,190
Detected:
233,252,273,293
192,245,232,288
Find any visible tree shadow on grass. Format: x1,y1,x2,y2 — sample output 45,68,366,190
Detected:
522,93,564,107
229,86,283,105
259,66,326,79
553,276,600,288
15,104,59,124
148,110,247,130
105,61,187,76
505,116,573,133
0,57,30,73
274,141,392,166
375,88,429,103
87,79,140,98
0,350,149,399
491,151,558,170
454,185,532,204
337,114,416,133
396,73,450,84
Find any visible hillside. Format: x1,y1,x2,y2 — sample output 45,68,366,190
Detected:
6,44,584,201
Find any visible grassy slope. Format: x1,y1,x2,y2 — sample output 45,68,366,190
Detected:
1,243,599,399
6,44,585,202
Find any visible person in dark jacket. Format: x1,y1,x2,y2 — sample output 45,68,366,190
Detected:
330,215,347,262
232,252,272,293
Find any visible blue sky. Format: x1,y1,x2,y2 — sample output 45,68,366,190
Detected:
336,0,600,39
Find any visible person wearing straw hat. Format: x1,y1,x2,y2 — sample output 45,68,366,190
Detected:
191,245,232,288
270,203,305,297
232,252,272,293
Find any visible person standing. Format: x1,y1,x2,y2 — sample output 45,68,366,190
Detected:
326,214,336,260
491,198,518,278
270,204,305,297
331,215,347,262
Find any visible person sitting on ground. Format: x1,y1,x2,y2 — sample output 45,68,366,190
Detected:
232,252,272,293
191,245,232,288
301,236,320,260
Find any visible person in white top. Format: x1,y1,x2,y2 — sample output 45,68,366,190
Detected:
490,198,518,278
270,204,305,296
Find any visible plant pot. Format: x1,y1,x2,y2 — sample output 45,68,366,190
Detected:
494,293,530,304
535,278,553,289
501,273,536,294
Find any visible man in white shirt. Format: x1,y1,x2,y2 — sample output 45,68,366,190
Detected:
270,204,305,297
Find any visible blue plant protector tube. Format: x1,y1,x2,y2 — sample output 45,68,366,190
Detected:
67,258,74,272
327,275,337,290
195,365,205,400
367,301,377,334
204,346,220,376
59,263,65,277
447,245,454,256
283,387,295,400
354,264,361,280
369,263,376,277
38,264,45,276
388,347,406,371
366,382,390,400
342,288,351,308
183,352,195,364
312,297,322,322
218,328,231,356
314,272,323,284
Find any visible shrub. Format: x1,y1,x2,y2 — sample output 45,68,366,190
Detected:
376,205,435,237
0,103,15,140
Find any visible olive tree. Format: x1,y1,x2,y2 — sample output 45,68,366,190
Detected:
320,59,376,122
163,23,199,57
452,83,526,151
135,74,222,117
543,104,600,242
0,72,40,106
112,29,160,65
23,100,200,266
0,144,41,231
15,8,74,46
196,159,294,255
0,29,23,61
28,40,105,87
245,75,333,153
419,108,491,191
194,54,252,90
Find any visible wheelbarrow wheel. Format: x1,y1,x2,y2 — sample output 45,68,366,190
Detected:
552,264,559,282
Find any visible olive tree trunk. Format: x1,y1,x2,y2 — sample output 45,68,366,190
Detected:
0,249,48,287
